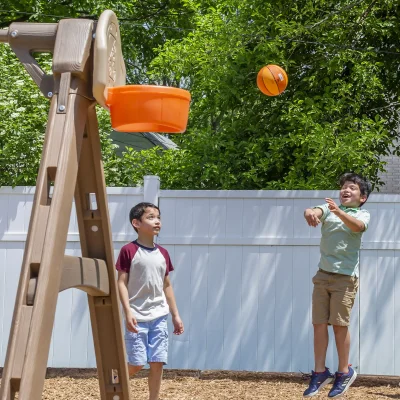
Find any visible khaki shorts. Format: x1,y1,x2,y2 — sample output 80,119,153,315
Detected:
312,269,359,326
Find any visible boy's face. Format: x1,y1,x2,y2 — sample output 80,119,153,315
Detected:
340,181,366,208
132,207,161,236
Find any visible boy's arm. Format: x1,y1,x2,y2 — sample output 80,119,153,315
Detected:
304,207,323,227
117,271,138,333
325,198,365,232
163,276,184,335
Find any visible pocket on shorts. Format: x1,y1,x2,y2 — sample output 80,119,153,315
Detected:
159,317,169,340
312,270,326,285
340,274,358,293
159,316,169,343
124,326,144,352
125,335,140,357
124,328,137,340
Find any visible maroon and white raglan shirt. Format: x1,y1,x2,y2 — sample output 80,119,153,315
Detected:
116,240,174,322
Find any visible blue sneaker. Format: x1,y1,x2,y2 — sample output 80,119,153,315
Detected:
328,366,357,398
303,368,334,397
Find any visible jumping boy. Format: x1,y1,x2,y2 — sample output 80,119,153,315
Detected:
303,173,371,398
116,202,184,400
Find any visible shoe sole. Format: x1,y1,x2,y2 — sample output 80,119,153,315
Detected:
328,370,358,398
303,377,334,398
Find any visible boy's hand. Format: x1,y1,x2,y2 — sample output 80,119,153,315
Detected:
325,198,340,214
125,311,139,333
304,209,321,227
172,315,184,335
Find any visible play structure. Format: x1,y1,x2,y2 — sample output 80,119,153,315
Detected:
0,10,190,400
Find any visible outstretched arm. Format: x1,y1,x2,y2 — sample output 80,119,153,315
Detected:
164,276,184,335
325,198,365,232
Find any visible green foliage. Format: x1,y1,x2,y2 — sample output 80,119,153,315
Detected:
104,146,203,189
1,0,400,190
146,0,400,190
0,45,48,186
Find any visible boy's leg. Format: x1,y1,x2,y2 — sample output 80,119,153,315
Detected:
147,315,169,400
327,274,358,398
148,362,163,400
333,325,350,373
304,324,334,399
312,270,331,371
128,364,144,376
304,271,334,398
314,323,329,372
329,273,358,371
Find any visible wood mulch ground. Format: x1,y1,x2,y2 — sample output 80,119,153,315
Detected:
1,369,400,399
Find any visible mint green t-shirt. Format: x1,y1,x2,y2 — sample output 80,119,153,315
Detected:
315,203,370,277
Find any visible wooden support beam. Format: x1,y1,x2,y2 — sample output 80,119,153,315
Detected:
60,255,110,295
26,255,110,305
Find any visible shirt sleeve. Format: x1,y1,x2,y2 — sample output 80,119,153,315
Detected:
157,246,175,276
164,250,174,276
313,203,330,222
115,246,132,273
356,209,370,232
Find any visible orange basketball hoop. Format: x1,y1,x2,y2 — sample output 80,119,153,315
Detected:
106,85,191,133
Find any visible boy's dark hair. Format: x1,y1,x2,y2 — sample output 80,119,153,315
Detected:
129,202,160,232
339,173,372,206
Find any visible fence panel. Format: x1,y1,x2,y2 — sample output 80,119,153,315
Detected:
1,186,400,375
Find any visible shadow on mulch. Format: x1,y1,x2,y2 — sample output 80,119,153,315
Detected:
366,393,400,399
164,370,400,388
1,368,399,389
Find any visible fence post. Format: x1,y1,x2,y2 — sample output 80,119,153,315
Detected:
143,175,160,205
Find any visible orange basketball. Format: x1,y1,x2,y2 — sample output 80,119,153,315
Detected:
257,65,288,96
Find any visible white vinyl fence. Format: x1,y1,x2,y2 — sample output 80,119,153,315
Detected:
1,177,400,376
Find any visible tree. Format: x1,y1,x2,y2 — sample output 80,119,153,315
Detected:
0,46,49,185
145,0,400,189
1,0,400,189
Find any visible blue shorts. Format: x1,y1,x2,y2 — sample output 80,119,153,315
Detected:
125,315,169,366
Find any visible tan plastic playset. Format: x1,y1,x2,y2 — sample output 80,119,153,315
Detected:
0,10,190,400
